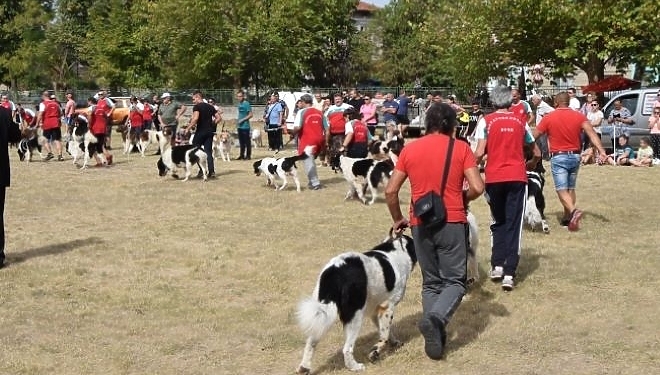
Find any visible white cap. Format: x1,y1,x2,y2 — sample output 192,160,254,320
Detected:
161,92,171,99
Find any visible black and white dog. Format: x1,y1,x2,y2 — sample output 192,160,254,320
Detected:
67,115,104,169
330,153,394,205
295,231,417,374
252,145,314,192
17,127,46,163
525,170,550,233
523,146,550,233
157,143,209,182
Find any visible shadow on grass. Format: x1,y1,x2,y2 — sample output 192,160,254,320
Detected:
548,210,611,224
322,176,349,186
7,237,104,265
515,248,545,284
314,310,425,374
314,285,510,373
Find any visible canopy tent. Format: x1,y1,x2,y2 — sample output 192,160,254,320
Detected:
581,75,640,93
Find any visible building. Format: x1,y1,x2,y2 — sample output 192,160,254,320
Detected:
352,2,379,31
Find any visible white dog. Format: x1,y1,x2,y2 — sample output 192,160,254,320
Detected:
213,130,232,161
251,128,263,148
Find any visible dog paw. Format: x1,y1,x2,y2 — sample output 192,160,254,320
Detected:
347,362,365,372
295,365,311,375
368,348,380,363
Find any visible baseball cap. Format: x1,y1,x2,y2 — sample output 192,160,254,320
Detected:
49,94,56,100
161,92,171,99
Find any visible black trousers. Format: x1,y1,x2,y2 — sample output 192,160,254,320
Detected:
485,181,526,277
267,124,281,150
192,131,214,174
238,128,251,159
650,134,660,159
1,187,5,264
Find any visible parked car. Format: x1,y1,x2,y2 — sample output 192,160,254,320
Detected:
75,96,131,125
599,88,659,148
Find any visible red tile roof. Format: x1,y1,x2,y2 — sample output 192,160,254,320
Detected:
356,1,379,12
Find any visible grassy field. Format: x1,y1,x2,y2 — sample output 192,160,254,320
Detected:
1,131,659,375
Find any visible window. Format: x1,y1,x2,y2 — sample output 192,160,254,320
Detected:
603,93,638,117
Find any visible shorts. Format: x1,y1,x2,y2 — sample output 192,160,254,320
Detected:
550,154,580,190
42,128,62,142
66,116,74,127
396,114,410,125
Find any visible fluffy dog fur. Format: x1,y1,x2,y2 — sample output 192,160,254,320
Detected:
252,145,314,192
295,232,417,374
157,143,209,182
137,129,160,157
330,154,394,205
525,171,550,233
251,128,263,148
68,116,104,169
17,127,46,163
213,130,232,161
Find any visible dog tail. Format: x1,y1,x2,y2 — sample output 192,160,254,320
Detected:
296,296,338,340
293,145,315,161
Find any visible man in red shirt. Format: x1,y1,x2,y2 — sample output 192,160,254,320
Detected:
36,91,64,161
533,92,607,231
290,94,327,190
510,88,533,126
386,103,484,360
474,86,540,291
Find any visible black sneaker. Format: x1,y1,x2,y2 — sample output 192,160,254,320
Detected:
418,315,446,360
237,156,244,160
311,184,324,190
208,173,216,179
560,219,570,227
44,153,54,161
57,155,64,161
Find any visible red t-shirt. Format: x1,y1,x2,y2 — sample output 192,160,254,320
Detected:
130,108,143,127
482,112,531,184
536,108,586,152
90,105,107,135
509,101,529,124
42,100,61,130
297,108,325,155
396,134,476,225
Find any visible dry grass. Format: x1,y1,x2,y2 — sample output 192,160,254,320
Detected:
1,132,660,375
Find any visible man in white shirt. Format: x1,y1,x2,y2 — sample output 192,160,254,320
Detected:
567,88,581,111
531,94,554,159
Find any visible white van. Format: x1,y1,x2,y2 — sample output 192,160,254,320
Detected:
600,88,659,147
279,91,310,129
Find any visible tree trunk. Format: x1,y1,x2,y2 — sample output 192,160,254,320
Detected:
583,54,606,84
632,63,646,82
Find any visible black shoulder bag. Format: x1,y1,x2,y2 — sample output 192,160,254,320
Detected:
413,137,455,231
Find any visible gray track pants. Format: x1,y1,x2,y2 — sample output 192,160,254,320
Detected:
412,223,468,326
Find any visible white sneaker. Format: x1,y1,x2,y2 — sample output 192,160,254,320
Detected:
502,275,514,291
489,266,503,281
653,158,660,166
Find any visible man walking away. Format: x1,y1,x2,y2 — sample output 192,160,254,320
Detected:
532,92,608,231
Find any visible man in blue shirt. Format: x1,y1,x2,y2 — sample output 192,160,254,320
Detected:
396,90,411,135
264,94,284,151
381,93,398,138
236,90,253,160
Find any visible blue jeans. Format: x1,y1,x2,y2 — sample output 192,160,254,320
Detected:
550,154,580,190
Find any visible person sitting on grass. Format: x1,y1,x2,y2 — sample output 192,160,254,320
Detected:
606,135,634,166
630,136,654,167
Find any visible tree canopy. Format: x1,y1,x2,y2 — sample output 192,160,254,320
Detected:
1,0,658,94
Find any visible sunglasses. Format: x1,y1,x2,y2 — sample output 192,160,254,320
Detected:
591,103,599,106
364,98,371,100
